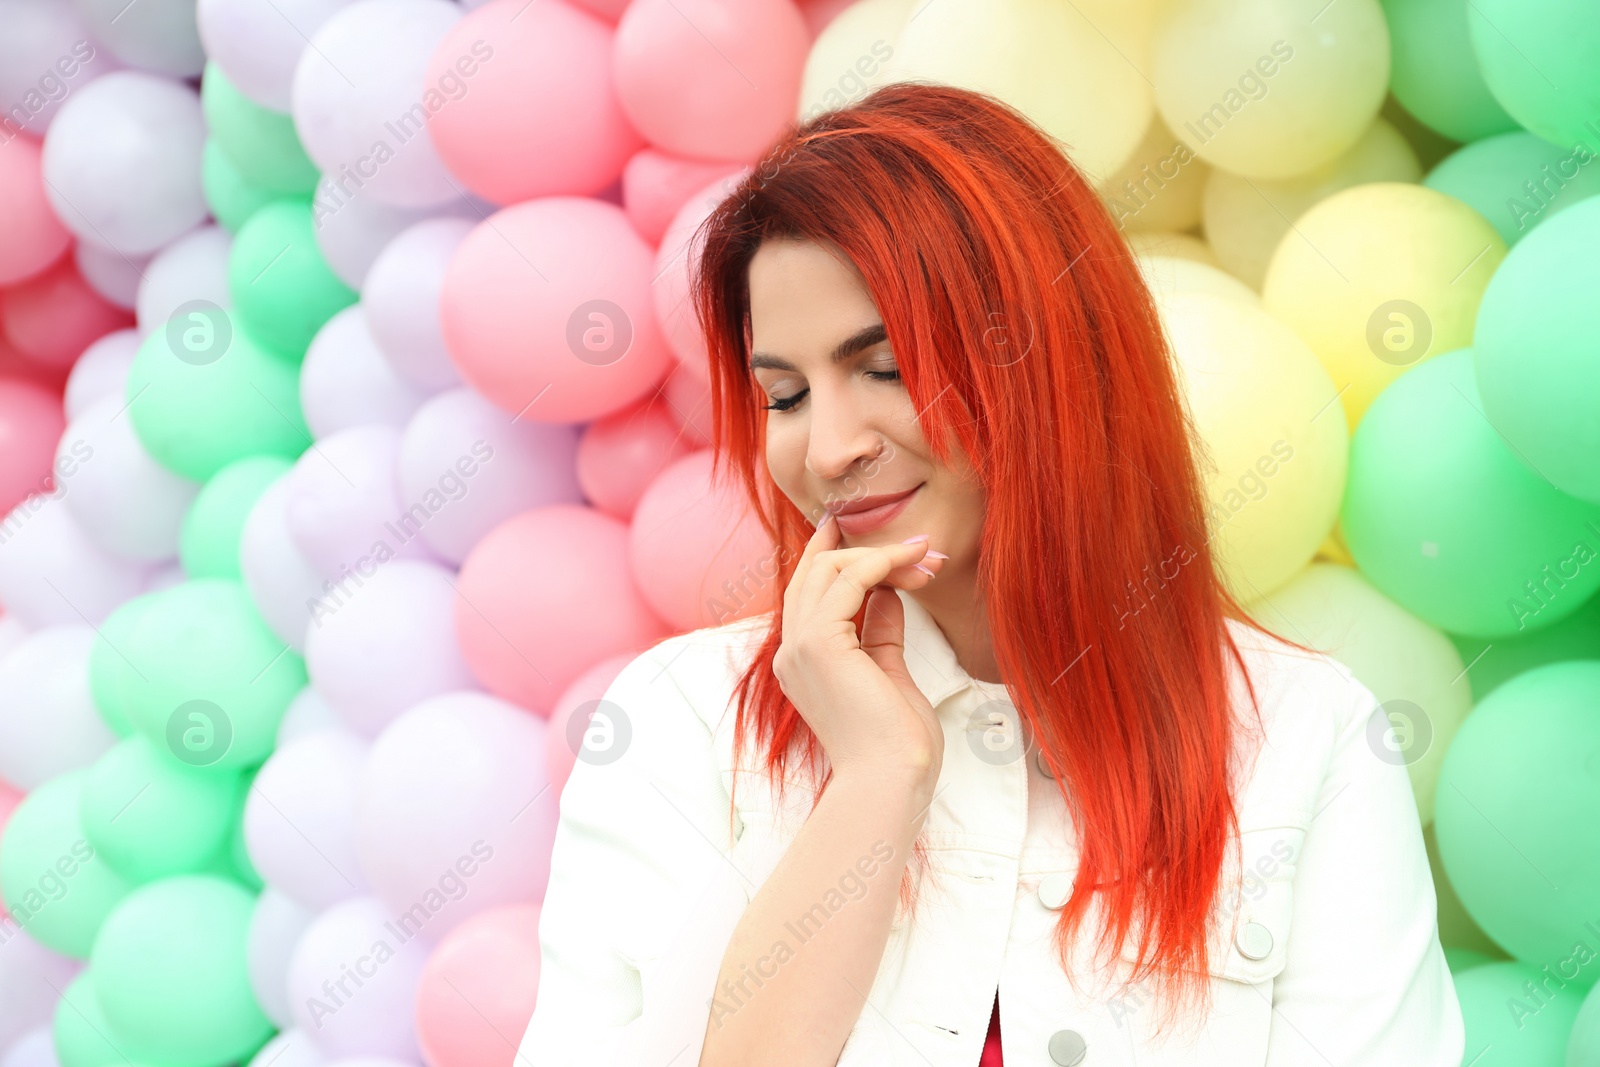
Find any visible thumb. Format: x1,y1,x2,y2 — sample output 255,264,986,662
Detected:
859,585,914,689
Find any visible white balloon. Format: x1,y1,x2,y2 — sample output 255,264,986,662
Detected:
291,0,463,209
247,1029,328,1067
277,685,344,747
0,493,153,628
59,395,199,561
286,897,428,1058
0,616,29,664
140,558,187,594
300,307,427,439
64,328,138,421
71,0,204,77
360,218,470,392
311,177,486,290
73,242,145,310
0,0,120,136
397,388,583,564
0,929,81,1052
198,0,358,112
135,224,233,337
0,625,115,790
248,882,322,1027
240,473,325,652
0,1026,58,1067
246,728,372,912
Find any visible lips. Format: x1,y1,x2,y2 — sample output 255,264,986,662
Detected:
829,486,920,516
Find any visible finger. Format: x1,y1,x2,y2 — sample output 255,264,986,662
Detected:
784,508,840,634
797,539,931,622
814,543,933,626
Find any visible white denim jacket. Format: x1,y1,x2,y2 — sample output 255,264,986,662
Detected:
517,588,1464,1066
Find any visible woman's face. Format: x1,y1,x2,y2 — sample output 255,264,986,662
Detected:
745,237,985,569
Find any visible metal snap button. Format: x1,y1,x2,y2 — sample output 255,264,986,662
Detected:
1048,1028,1087,1065
1235,920,1273,961
1037,873,1072,910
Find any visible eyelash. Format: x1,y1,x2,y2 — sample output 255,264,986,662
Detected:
763,370,902,412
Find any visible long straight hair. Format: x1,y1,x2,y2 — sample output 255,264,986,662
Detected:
688,81,1308,1036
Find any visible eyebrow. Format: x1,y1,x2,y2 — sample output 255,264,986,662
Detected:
748,321,889,372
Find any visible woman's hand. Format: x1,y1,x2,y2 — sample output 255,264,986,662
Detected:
772,511,947,788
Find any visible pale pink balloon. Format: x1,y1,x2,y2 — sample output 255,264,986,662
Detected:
545,652,634,795
630,449,777,631
439,197,674,423
576,395,695,521
568,0,626,20
613,0,809,162
454,504,669,715
0,138,71,287
414,903,541,1067
800,0,857,38
0,380,65,516
1,257,134,369
664,362,714,447
425,0,642,206
621,147,744,245
652,170,750,382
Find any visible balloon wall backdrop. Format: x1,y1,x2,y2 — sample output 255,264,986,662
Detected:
0,0,1596,1065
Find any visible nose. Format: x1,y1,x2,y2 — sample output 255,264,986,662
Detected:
803,382,882,482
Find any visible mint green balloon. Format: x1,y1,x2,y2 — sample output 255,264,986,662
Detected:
1342,349,1600,638
200,768,263,892
1444,946,1498,975
1474,194,1600,503
203,140,278,235
81,736,247,884
1467,0,1600,152
181,455,294,579
126,312,308,482
91,875,274,1067
0,770,132,958
200,64,318,195
88,592,169,740
229,198,356,361
1426,131,1600,247
1380,0,1518,143
1572,983,1600,1064
116,579,306,772
1456,960,1585,1064
54,971,134,1067
1435,661,1600,970
1448,590,1600,701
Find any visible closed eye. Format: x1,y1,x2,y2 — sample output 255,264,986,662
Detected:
763,369,901,412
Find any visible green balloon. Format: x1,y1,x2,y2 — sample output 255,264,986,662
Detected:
1379,0,1518,143
81,736,248,884
115,579,306,772
181,455,294,579
1426,131,1600,248
0,770,132,958
1456,960,1585,1065
126,311,308,482
203,140,278,235
1444,946,1498,975
1467,0,1600,152
1573,983,1600,1064
54,970,135,1067
86,593,156,740
1425,821,1506,957
1448,590,1600,701
1474,194,1600,503
1342,349,1600,638
90,875,274,1067
200,767,264,892
229,198,356,361
1435,661,1600,970
200,64,319,196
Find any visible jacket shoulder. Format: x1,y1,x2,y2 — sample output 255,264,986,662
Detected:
616,610,776,733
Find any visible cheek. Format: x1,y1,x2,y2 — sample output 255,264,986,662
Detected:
764,422,809,493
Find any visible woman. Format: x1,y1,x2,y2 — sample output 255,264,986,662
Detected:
517,83,1462,1066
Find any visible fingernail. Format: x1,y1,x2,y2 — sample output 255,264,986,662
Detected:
900,534,929,544
925,550,949,560
914,563,936,578
817,509,834,527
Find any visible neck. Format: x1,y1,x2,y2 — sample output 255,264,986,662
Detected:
908,564,1001,684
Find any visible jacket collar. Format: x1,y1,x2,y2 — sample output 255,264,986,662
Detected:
894,587,1007,711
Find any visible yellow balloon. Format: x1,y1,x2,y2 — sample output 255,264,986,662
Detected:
1151,0,1389,179
1203,116,1421,288
1241,562,1471,826
1261,182,1506,432
797,0,915,123
1126,230,1217,265
1099,113,1211,234
1161,291,1348,600
887,0,1154,184
1136,253,1259,310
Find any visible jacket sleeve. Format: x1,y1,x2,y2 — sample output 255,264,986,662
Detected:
1265,663,1465,1065
516,636,755,1067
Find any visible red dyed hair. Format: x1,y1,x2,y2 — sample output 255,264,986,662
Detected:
688,82,1314,1037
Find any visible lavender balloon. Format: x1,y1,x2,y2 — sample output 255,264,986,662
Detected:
0,0,120,136
300,308,428,439
277,685,343,747
0,924,83,1049
240,473,325,651
286,896,428,1058
360,217,471,391
311,177,485,290
199,0,358,112
0,494,153,628
74,0,205,78
244,727,371,912
0,625,117,789
64,329,138,421
135,224,233,337
247,885,318,1028
74,242,145,310
61,395,200,561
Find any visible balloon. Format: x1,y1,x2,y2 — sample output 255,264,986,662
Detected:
229,198,357,360
0,493,153,629
0,626,116,790
1467,0,1600,153
1573,984,1600,1066
300,308,427,438
200,64,318,196
545,652,634,796
53,971,130,1067
202,139,278,234
1424,131,1600,249
244,727,370,909
1098,114,1210,235
41,71,207,256
440,197,675,423
1448,590,1600,704
1454,958,1585,1064
0,380,66,517
181,455,294,581
1126,230,1219,264
652,173,747,382
1,1027,55,1067
621,148,743,246
286,896,429,1058
1203,116,1420,289
246,887,316,1028
1,256,134,369
396,388,583,563
355,691,559,937
0,2,119,136
1151,0,1389,180
74,242,146,311
1158,291,1348,599
134,227,231,348
1381,0,1517,143
0,926,79,1054
304,561,476,736
125,311,309,482
276,686,343,747
1261,182,1505,432
1134,254,1260,310
576,395,695,521
361,217,471,392
414,904,542,1067
797,0,909,121
311,179,482,292
81,736,246,883
284,425,435,577
72,0,204,77
247,1030,328,1067
1473,195,1600,504
83,593,157,741
198,0,360,111
290,0,464,209
663,362,714,446
0,770,132,957
0,137,71,286
425,0,642,205
59,395,200,561
91,875,274,1066
240,473,325,650
454,504,669,714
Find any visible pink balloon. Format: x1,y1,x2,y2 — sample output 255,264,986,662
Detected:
426,0,642,206
1,256,134,369
439,197,674,423
621,148,744,245
567,0,626,21
0,379,66,516
613,0,809,162
544,652,633,796
454,504,668,715
0,138,72,287
0,335,68,394
663,362,713,447
652,171,750,382
414,904,541,1067
630,449,777,631
576,395,695,521
800,0,856,38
